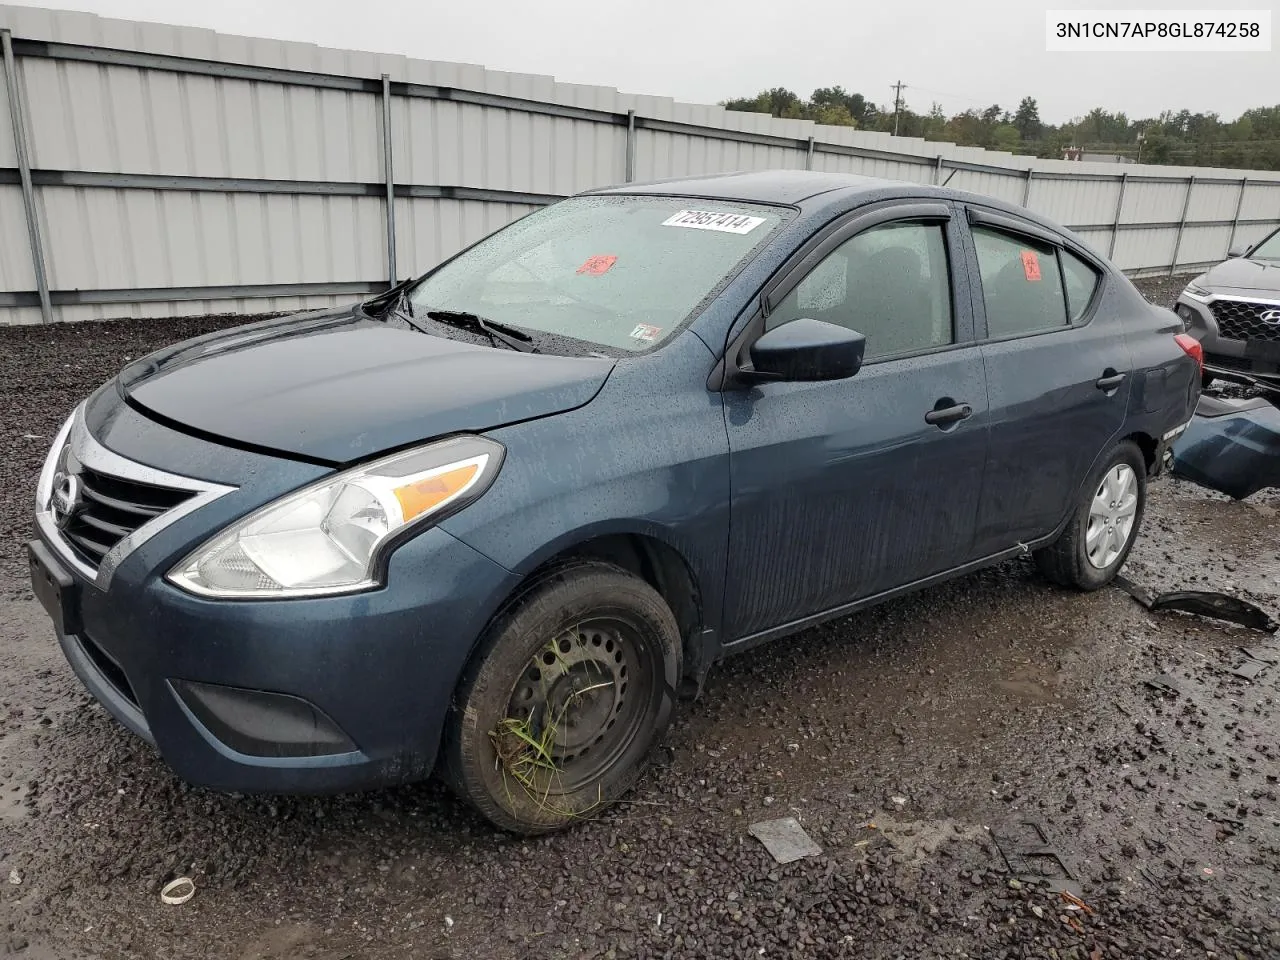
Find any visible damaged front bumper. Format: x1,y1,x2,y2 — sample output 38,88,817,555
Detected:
1171,393,1280,500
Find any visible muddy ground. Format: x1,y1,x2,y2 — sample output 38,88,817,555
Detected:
2,281,1278,960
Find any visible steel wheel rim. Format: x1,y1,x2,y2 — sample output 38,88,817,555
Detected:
1086,463,1138,569
501,616,651,794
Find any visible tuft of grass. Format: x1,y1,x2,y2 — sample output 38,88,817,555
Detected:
488,634,609,820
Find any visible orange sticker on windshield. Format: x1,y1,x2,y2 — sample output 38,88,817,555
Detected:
576,254,618,276
1020,250,1042,282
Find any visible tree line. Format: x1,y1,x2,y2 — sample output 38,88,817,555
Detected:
721,87,1280,171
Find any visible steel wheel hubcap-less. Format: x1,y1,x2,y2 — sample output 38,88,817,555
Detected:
1086,463,1138,569
505,617,649,793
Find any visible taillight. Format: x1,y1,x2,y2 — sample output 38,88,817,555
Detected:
1174,333,1203,372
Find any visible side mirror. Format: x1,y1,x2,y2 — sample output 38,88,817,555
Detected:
1227,242,1251,259
747,318,866,382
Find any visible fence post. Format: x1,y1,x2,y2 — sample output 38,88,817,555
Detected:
624,110,636,182
1021,168,1034,207
1108,173,1128,259
1226,176,1247,255
1168,175,1195,277
1,29,52,323
380,73,396,288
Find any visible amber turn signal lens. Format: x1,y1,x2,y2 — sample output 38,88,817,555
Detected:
393,463,480,521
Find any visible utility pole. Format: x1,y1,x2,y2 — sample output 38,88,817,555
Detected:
891,80,907,137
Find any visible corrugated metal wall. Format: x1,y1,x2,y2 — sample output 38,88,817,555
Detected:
2,3,1279,325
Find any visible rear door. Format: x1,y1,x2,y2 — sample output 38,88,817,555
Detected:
962,206,1131,555
721,201,989,641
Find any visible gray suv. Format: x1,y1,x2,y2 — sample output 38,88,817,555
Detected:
1175,226,1280,387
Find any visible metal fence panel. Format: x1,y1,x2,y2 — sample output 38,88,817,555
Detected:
1,2,1279,325
0,184,34,289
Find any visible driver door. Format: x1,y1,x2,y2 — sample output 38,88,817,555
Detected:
721,202,989,641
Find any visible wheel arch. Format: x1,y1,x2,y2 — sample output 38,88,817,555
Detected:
492,524,710,696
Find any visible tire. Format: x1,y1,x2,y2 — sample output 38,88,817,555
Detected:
1034,440,1147,591
443,560,681,834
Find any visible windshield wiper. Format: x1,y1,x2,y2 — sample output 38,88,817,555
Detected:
378,287,434,336
425,310,539,353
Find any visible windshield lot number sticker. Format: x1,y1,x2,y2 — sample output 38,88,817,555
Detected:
630,323,662,342
1021,250,1042,281
662,210,766,234
576,254,618,276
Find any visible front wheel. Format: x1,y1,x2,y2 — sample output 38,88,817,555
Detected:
443,560,681,834
1034,440,1147,591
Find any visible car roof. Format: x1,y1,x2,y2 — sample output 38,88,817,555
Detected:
587,170,899,205
587,169,1100,260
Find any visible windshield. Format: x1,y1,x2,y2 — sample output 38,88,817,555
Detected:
407,195,787,352
1250,228,1280,261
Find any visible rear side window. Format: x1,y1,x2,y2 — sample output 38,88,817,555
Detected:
1060,248,1101,322
767,221,953,361
972,226,1067,338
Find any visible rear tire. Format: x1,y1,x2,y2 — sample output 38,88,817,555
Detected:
1034,440,1146,591
443,560,680,834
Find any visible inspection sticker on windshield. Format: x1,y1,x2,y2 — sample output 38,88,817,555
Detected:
630,323,662,342
662,210,766,234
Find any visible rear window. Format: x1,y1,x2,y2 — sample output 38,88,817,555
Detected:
972,227,1068,338
408,195,787,353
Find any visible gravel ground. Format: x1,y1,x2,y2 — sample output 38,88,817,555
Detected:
2,281,1279,959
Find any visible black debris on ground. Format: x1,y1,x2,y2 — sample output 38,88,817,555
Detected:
1,283,1278,959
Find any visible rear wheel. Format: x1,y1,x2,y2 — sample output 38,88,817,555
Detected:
1034,440,1146,591
443,560,680,834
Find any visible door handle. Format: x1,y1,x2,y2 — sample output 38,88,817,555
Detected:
924,402,973,426
1095,371,1126,391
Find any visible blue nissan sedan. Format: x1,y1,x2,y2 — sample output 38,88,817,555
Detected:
30,171,1200,833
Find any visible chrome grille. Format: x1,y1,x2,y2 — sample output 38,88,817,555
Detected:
60,456,194,568
36,405,237,590
1209,299,1280,343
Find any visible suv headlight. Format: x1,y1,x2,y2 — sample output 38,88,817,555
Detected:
168,436,503,598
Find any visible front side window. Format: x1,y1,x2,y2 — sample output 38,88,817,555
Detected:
766,221,953,361
408,196,787,353
972,226,1068,338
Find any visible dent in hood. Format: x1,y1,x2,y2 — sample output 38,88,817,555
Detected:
119,309,615,464
1200,256,1280,293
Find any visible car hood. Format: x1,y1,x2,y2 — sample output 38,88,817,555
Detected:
118,309,615,464
1201,256,1280,292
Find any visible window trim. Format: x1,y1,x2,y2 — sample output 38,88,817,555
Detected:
964,205,1106,345
711,200,973,390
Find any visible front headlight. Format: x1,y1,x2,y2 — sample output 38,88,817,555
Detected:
168,435,503,598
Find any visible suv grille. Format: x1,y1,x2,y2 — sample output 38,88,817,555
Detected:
1209,299,1280,343
62,458,194,569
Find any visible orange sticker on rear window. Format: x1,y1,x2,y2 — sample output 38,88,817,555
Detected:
576,254,617,276
1020,250,1042,282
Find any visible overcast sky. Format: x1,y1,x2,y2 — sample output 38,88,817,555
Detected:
5,0,1277,123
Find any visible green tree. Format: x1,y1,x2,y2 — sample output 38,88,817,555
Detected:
1014,97,1041,139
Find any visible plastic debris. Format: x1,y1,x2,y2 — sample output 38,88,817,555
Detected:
159,877,195,905
1114,575,1277,633
1143,676,1182,698
992,822,1077,895
748,817,822,864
